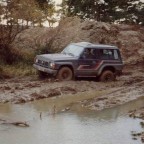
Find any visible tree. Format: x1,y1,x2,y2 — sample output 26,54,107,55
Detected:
35,0,48,10
6,0,45,27
0,0,44,63
35,0,57,27
0,0,22,63
60,0,143,25
132,1,144,25
0,0,57,63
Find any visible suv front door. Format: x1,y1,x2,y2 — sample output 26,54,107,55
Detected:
77,48,101,77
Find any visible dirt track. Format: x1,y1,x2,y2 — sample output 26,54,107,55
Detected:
0,66,144,111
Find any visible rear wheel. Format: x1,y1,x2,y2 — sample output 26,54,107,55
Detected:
56,67,73,81
99,70,115,82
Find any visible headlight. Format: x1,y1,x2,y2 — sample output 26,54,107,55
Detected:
35,59,38,63
49,62,56,69
34,57,38,63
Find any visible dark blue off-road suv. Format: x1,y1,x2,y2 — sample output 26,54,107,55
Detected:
33,42,123,81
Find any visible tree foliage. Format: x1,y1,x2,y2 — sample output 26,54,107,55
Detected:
0,0,56,64
60,0,144,25
35,0,57,26
35,0,48,9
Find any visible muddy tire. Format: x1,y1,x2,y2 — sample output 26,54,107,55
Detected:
56,67,73,81
99,70,115,82
38,71,47,79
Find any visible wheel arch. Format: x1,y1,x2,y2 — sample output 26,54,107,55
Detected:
58,65,74,75
56,65,74,81
98,65,116,76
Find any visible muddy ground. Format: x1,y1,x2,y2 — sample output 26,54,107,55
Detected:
0,65,144,141
0,65,144,108
129,107,144,143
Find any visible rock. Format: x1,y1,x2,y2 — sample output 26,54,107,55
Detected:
47,90,61,97
140,122,144,127
132,137,137,140
81,23,94,30
15,97,27,104
3,86,11,90
61,107,70,112
96,97,108,101
31,92,46,100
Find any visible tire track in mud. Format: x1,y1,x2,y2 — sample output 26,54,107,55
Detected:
80,80,144,111
0,70,144,109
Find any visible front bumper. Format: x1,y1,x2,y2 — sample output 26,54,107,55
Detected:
33,64,57,76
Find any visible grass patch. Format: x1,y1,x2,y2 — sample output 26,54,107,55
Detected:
1,63,36,78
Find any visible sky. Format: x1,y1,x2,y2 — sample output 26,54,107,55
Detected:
55,0,62,4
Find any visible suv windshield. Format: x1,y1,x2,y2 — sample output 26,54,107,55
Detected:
61,44,84,57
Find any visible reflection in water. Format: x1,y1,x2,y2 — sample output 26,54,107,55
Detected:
0,103,12,114
0,97,144,144
70,96,144,121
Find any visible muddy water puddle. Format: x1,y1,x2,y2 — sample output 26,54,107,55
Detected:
0,96,144,144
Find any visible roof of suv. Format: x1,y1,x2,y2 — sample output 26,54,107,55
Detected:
73,42,118,49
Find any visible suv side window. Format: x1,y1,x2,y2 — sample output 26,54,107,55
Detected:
99,49,119,60
83,48,95,59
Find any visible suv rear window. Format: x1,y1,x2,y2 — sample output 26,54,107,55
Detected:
82,48,120,60
99,49,119,60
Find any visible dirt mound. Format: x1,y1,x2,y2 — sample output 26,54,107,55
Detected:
13,27,56,51
13,17,144,65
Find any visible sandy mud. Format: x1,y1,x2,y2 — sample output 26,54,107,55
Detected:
0,66,144,109
0,66,144,142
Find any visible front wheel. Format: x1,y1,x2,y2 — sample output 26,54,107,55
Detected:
99,70,115,82
56,67,73,81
